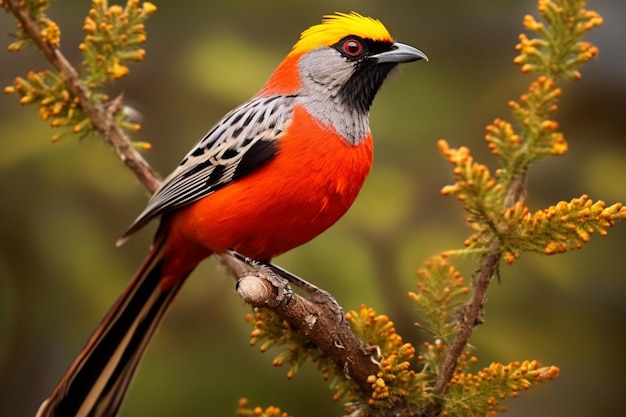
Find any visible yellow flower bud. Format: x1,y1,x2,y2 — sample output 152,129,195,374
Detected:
142,2,157,14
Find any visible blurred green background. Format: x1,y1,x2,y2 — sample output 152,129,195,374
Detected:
1,1,626,416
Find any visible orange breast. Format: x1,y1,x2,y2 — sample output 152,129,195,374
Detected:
166,104,373,262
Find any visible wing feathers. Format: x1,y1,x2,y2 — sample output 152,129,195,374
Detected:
120,95,296,241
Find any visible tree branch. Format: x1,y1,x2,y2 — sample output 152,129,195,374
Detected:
429,173,527,410
4,0,161,193
224,255,379,394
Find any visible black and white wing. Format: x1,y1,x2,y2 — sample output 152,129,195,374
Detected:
119,94,296,241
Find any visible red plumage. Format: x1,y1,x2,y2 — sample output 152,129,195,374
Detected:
167,104,373,262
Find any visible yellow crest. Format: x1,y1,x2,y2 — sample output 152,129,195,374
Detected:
290,12,393,57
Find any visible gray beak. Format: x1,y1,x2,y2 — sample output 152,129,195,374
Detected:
369,42,428,64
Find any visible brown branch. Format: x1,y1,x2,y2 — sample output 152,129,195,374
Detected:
6,0,382,400
4,0,161,193
431,243,499,399
224,256,379,394
428,173,527,415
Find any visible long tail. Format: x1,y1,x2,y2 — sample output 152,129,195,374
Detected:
36,233,192,417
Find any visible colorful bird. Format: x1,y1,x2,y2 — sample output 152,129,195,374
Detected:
36,12,427,417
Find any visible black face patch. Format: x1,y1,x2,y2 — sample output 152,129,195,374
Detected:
331,37,399,113
338,60,398,114
332,36,395,62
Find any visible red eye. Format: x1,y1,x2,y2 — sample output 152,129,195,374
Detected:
343,39,363,56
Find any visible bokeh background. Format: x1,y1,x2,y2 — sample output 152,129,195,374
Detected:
2,1,626,416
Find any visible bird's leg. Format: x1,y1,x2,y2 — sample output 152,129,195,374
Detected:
264,262,343,318
225,249,344,321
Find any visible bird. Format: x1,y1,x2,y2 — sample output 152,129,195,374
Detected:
36,11,427,417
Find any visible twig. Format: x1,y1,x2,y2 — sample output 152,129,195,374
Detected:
428,173,527,413
6,0,382,397
224,256,379,393
431,243,499,399
5,0,161,193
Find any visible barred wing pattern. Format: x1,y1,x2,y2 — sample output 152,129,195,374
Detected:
120,94,297,240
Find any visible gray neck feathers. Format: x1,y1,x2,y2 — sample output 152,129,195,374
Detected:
296,48,371,145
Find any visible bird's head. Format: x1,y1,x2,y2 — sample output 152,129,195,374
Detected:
260,12,427,116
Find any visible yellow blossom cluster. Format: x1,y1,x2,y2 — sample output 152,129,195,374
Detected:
484,118,520,157
245,310,342,384
4,0,155,142
509,76,566,157
80,0,156,82
247,310,285,353
485,76,566,182
438,141,500,204
246,305,430,411
513,0,602,79
366,343,417,403
438,140,503,249
444,359,559,416
5,0,54,51
237,398,291,417
438,0,612,266
346,305,404,355
39,18,60,46
409,255,470,342
346,306,434,413
501,195,626,261
4,70,89,141
439,134,625,264
456,1,606,263
365,363,430,414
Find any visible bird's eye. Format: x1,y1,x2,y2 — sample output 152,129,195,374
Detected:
342,39,363,56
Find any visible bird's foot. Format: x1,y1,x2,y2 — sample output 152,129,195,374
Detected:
226,249,344,322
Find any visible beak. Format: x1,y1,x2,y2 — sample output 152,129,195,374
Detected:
369,42,428,64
